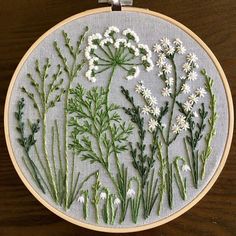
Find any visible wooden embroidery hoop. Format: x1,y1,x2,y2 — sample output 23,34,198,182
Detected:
4,7,234,233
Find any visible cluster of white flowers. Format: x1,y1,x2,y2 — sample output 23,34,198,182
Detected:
114,197,121,206
135,81,162,132
183,87,207,112
153,38,186,74
182,52,199,82
171,114,190,134
84,26,154,82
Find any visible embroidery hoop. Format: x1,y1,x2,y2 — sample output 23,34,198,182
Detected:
4,7,234,233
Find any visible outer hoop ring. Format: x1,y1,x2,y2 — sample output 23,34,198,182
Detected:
4,7,234,233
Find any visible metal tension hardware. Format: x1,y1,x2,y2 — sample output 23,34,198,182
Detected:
98,0,133,11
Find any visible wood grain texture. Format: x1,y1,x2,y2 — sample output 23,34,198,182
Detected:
0,0,235,235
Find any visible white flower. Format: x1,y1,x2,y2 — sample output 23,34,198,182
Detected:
123,28,140,42
177,45,186,54
88,33,102,46
128,45,140,56
153,43,162,53
172,124,181,134
180,76,186,80
148,118,158,132
181,83,191,94
166,46,175,55
100,37,114,47
85,70,96,82
162,64,172,74
156,58,166,68
104,26,120,38
85,45,97,60
188,94,199,104
180,120,189,131
187,71,198,81
195,87,207,97
114,197,121,205
126,66,140,80
114,38,127,48
142,88,152,99
182,62,191,73
127,188,136,199
100,192,107,200
182,164,191,172
145,59,154,72
183,100,193,112
142,105,151,115
89,57,99,66
193,111,198,117
148,96,157,106
176,115,186,125
160,37,171,47
77,195,85,204
135,83,144,94
161,87,171,97
173,38,183,46
152,106,160,116
138,44,152,57
165,77,174,86
187,53,198,63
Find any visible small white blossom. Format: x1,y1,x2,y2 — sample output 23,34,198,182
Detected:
161,123,167,129
77,195,85,203
145,59,154,72
188,94,199,104
104,26,120,38
165,77,174,86
161,87,171,97
160,37,171,47
182,164,191,172
182,62,191,73
180,76,186,80
138,44,152,57
100,192,107,200
156,58,166,68
172,124,181,134
166,46,175,55
128,45,140,56
114,197,121,205
195,87,207,97
114,38,127,48
135,83,144,94
180,121,189,131
148,96,158,106
126,66,140,80
127,188,136,199
181,83,191,94
187,53,198,63
183,100,193,112
177,45,186,54
153,43,162,53
142,105,151,115
152,106,160,116
123,28,140,42
148,118,158,132
142,88,152,99
88,33,102,46
85,70,96,82
100,37,114,47
176,115,186,125
187,71,198,81
173,38,183,46
162,64,172,74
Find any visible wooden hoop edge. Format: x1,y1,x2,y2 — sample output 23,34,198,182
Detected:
4,6,234,233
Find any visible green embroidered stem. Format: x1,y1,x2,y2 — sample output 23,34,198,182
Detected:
121,86,159,219
173,156,187,200
157,142,165,215
91,171,101,223
200,69,217,179
129,177,141,223
54,27,88,208
81,190,89,220
164,56,178,209
15,98,45,193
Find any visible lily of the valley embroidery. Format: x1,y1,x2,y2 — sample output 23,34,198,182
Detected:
15,26,217,225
